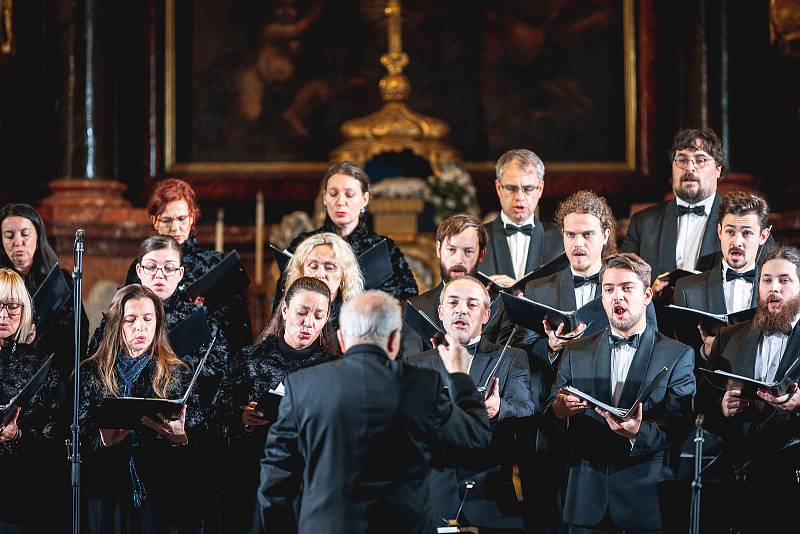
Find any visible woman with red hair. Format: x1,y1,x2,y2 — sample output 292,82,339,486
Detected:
125,179,252,355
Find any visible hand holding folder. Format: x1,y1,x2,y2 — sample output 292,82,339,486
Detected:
476,252,569,294
96,337,216,430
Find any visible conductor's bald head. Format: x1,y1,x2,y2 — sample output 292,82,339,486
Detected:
338,291,402,359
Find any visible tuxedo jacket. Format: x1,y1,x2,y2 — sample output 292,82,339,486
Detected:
673,263,759,314
407,337,535,529
257,344,491,534
400,282,513,358
479,215,564,278
621,194,722,280
709,320,800,478
518,266,659,405
546,325,695,530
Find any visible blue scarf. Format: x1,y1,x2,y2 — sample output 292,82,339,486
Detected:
115,352,151,507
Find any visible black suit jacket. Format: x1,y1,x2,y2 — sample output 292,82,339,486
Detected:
257,343,491,534
673,262,760,314
479,215,563,278
710,320,800,479
518,266,659,405
546,325,695,530
401,283,513,358
622,194,722,280
408,337,534,529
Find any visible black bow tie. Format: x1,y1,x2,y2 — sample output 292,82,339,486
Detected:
504,223,534,237
573,273,600,288
677,204,706,217
725,269,756,283
608,333,640,350
466,343,480,355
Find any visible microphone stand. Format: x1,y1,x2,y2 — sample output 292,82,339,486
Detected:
689,414,704,534
69,229,84,534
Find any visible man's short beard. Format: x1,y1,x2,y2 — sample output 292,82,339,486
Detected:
440,261,475,283
675,174,713,205
754,295,800,334
609,307,644,333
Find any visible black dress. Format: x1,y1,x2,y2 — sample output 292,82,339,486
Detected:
216,335,334,534
78,356,219,533
125,234,252,356
272,215,419,322
0,340,63,532
23,268,89,377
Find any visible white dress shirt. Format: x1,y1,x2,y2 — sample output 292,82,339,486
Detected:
721,260,755,314
675,195,716,270
571,268,599,308
610,324,647,407
500,211,535,279
754,316,800,383
465,334,482,374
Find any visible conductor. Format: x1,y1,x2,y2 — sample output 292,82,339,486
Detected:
257,290,492,533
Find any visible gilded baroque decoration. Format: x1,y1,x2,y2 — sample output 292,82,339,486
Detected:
0,0,14,59
330,0,458,175
770,0,800,58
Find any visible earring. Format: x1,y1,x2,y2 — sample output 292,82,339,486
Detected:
360,207,366,214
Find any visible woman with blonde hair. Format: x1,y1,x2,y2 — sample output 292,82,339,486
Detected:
279,232,364,328
78,284,215,532
0,268,62,531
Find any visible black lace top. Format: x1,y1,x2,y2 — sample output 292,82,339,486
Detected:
272,215,418,317
125,234,253,356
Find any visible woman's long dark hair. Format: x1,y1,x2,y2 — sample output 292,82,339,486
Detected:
259,276,340,356
0,204,59,288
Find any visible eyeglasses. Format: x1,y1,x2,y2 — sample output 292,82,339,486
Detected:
498,182,541,195
139,263,181,277
0,302,23,316
156,214,192,228
673,156,714,169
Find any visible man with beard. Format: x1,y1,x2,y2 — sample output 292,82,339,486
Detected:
479,149,563,287
546,253,695,533
401,214,511,357
710,245,800,481
622,128,726,287
674,191,773,358
407,276,534,532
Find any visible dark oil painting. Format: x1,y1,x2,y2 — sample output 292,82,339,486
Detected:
174,0,628,164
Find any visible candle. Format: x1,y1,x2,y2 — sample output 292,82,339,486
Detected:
255,192,264,286
215,208,224,252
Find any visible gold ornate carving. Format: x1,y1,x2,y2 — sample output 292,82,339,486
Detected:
331,0,459,174
770,0,800,58
0,0,14,59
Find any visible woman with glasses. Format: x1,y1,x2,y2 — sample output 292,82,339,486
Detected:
273,162,417,312
217,276,339,533
93,236,228,401
0,203,89,375
279,232,364,330
124,178,252,356
0,268,63,531
78,284,217,533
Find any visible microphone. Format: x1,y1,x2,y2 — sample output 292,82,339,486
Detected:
75,228,85,241
436,480,476,534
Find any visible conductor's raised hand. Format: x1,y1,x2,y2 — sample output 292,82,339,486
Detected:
438,335,470,375
0,407,21,443
140,405,188,445
552,391,589,420
242,401,269,426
